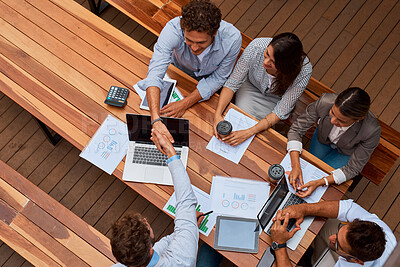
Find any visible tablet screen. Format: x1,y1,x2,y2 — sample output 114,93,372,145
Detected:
214,216,259,253
140,80,175,110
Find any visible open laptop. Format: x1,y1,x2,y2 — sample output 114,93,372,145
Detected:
257,178,306,235
122,114,189,185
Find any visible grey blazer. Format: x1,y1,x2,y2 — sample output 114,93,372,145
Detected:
287,93,381,181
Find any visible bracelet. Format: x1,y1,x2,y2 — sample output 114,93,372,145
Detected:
323,177,329,187
151,117,163,125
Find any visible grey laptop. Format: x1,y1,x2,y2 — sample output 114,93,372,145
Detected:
122,114,189,185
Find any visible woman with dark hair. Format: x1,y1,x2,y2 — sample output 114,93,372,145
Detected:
213,33,312,146
287,87,381,197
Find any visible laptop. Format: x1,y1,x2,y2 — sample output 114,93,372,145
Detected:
122,114,189,185
257,178,306,235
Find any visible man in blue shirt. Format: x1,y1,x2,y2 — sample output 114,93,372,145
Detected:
110,129,200,267
137,0,241,144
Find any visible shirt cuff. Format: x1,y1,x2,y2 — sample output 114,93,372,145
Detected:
166,155,180,164
332,169,347,184
287,140,303,154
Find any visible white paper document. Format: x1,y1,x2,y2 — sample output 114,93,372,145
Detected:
163,185,216,236
280,153,329,203
210,176,270,219
80,115,129,175
206,109,258,164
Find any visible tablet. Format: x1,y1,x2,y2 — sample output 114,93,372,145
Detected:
140,79,177,111
214,216,259,253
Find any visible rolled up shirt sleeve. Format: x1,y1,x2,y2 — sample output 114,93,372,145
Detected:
287,140,303,154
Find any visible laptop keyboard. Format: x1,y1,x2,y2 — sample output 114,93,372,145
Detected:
266,194,306,235
132,146,181,166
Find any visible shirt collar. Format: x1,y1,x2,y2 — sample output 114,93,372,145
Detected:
146,250,159,267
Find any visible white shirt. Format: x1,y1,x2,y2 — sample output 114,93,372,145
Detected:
335,200,397,267
196,44,212,64
328,124,354,144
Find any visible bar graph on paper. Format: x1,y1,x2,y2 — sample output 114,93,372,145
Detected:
163,185,216,236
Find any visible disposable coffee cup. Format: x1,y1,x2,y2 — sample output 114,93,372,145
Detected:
216,120,232,138
268,164,285,184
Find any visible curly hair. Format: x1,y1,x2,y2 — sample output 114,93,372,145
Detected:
270,32,306,96
335,87,371,120
110,213,152,266
180,0,222,36
346,219,386,262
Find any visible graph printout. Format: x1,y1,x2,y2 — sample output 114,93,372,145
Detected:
280,153,329,203
210,176,270,219
163,185,216,236
206,108,258,164
80,115,129,175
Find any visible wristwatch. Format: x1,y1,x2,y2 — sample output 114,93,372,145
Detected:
271,241,287,251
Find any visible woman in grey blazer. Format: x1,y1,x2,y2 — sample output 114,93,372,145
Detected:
287,87,381,197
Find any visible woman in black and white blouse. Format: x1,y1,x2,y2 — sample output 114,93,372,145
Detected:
213,33,312,146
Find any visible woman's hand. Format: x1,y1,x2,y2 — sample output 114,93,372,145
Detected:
213,113,224,140
222,129,253,146
288,165,304,191
295,179,325,198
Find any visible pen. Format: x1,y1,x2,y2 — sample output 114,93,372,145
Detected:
197,210,213,220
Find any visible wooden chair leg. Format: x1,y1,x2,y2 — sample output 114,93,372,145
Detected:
88,0,109,15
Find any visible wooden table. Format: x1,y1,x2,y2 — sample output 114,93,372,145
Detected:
0,0,350,265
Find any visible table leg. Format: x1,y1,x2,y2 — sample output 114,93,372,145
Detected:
35,119,62,146
88,0,110,16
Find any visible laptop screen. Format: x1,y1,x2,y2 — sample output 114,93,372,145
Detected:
126,114,189,147
257,178,288,229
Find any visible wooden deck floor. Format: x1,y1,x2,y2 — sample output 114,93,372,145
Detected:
1,0,399,266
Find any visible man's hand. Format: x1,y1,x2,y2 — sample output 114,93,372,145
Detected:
295,179,325,198
196,211,203,227
288,165,304,192
270,210,301,244
150,129,176,158
281,204,306,228
222,129,253,146
152,120,174,144
161,99,188,118
213,114,224,140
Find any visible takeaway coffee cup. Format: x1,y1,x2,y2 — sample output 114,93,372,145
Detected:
216,120,232,138
268,164,285,184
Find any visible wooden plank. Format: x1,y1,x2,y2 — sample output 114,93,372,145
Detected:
20,201,111,266
82,179,127,226
276,0,318,34
369,166,400,219
0,110,31,151
37,148,81,193
94,188,138,234
10,212,90,266
0,178,29,213
258,0,302,37
0,200,18,225
352,23,400,90
224,0,256,25
59,165,103,210
67,171,112,215
234,0,272,33
49,158,92,202
0,220,58,266
322,0,397,89
2,252,26,267
6,129,47,171
0,160,116,262
0,103,24,133
244,0,285,38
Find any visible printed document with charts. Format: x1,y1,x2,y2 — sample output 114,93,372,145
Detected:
80,115,129,175
280,153,329,250
207,109,258,164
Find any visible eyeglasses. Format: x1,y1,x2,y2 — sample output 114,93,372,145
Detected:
332,222,358,262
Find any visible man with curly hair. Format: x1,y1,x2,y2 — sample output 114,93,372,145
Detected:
137,0,241,144
110,129,200,266
269,200,396,266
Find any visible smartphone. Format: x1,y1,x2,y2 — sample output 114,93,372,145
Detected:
257,247,276,267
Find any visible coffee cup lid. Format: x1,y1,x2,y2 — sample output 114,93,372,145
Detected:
217,120,232,135
268,164,285,180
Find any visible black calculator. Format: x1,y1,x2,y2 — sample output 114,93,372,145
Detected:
104,86,129,107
